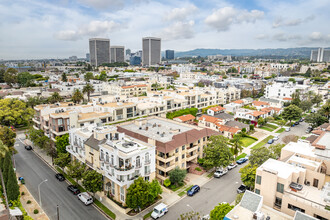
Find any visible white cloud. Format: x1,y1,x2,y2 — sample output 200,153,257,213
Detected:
160,20,195,41
77,0,125,10
272,15,315,28
272,33,301,42
164,5,197,21
205,7,264,31
309,32,330,42
255,34,268,40
55,20,122,41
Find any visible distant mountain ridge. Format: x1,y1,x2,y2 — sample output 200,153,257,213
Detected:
173,47,330,58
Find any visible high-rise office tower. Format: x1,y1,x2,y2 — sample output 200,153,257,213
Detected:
165,50,174,60
126,49,131,56
142,37,161,66
110,46,125,63
86,53,90,62
89,38,110,66
310,48,330,62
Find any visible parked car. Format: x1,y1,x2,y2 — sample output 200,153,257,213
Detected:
25,145,32,150
299,118,304,122
237,184,247,193
236,158,248,164
294,121,299,125
151,203,168,219
78,192,93,205
187,185,200,196
267,139,274,144
285,127,291,132
289,182,303,191
214,169,227,178
273,136,279,141
306,128,312,133
55,173,65,182
227,163,237,170
67,185,80,195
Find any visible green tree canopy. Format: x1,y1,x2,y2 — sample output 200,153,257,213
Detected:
0,98,34,126
311,94,323,107
169,167,187,186
6,161,20,202
4,68,18,86
17,72,34,87
82,170,103,196
230,135,243,161
49,92,63,103
55,134,69,154
61,73,67,82
67,160,86,182
269,143,285,159
281,105,302,124
83,83,95,102
72,89,84,104
239,163,258,190
0,126,16,149
299,100,313,112
54,152,71,170
249,146,273,166
98,71,107,81
126,177,150,210
2,151,11,185
0,69,5,83
166,108,198,119
305,113,328,128
148,179,162,203
28,128,51,150
203,135,233,169
84,72,94,81
318,101,330,119
210,203,234,220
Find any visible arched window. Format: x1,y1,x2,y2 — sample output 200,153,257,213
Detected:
111,155,114,165
101,150,104,160
145,153,150,163
136,156,140,167
106,152,109,163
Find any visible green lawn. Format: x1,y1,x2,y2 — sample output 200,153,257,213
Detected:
236,153,247,160
251,135,274,150
301,136,307,140
259,126,273,132
266,124,278,129
259,123,278,132
276,128,285,133
94,200,116,219
240,137,257,147
207,172,214,178
169,183,184,192
143,211,153,220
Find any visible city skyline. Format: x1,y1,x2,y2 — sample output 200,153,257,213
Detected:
1,0,330,59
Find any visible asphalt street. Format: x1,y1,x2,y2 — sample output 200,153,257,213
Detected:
14,138,107,220
162,165,242,220
277,121,309,144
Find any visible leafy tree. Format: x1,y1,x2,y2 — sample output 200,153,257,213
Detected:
126,177,150,211
318,101,330,119
0,69,5,83
28,128,51,149
2,151,11,185
4,68,18,86
26,96,49,108
67,160,86,182
230,135,243,161
0,98,34,126
235,193,244,205
288,78,296,83
166,108,198,119
269,143,285,159
249,146,273,166
54,153,71,171
311,94,322,106
49,92,63,103
281,105,302,125
305,68,311,77
6,161,19,202
61,73,67,82
299,100,313,112
203,135,233,169
148,179,162,203
210,203,234,220
249,124,254,131
17,72,34,87
84,72,94,81
164,179,171,187
239,164,258,190
55,134,69,154
72,89,84,104
83,83,95,102
305,113,328,128
291,91,301,107
0,140,8,158
169,167,187,186
82,170,103,197
257,117,264,126
0,126,16,149
179,211,201,220
98,71,107,81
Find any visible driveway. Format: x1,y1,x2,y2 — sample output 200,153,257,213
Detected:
162,165,242,220
277,122,309,144
14,138,107,220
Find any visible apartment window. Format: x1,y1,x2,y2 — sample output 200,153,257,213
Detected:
111,181,115,195
198,147,200,152
313,214,328,220
313,178,319,188
111,155,114,165
276,183,284,193
111,169,114,176
198,140,200,144
182,163,185,168
182,154,185,159
203,137,206,141
120,187,125,202
175,157,178,162
145,176,150,181
145,153,150,163
182,145,185,150
90,121,94,124
100,150,104,160
144,166,150,174
256,175,262,185
101,118,106,123
175,148,179,153
274,197,282,209
255,189,260,195
106,153,109,163
288,204,305,213
80,124,84,127
58,119,63,125
136,156,140,167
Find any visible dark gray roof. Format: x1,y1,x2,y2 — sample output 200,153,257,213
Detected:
240,190,262,212
305,135,318,143
259,97,281,104
85,136,106,151
213,113,234,120
225,120,249,129
294,211,317,220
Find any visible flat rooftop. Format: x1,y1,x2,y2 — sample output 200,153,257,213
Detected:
317,132,330,149
120,118,194,142
282,141,315,158
258,159,303,179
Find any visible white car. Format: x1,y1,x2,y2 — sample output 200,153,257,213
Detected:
78,192,93,205
214,169,228,178
227,163,237,170
273,136,279,141
285,127,291,132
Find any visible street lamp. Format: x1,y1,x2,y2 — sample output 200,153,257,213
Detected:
187,204,195,213
38,179,48,209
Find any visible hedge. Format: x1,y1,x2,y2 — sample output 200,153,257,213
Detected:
166,108,198,119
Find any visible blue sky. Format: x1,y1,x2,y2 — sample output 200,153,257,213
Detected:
0,0,329,59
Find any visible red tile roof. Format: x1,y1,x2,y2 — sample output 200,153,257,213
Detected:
248,111,266,117
233,100,244,104
209,106,225,112
217,125,240,134
283,97,292,101
198,115,219,123
252,101,269,106
174,114,195,122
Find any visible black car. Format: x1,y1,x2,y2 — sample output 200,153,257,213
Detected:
55,173,65,181
294,121,299,125
237,184,247,193
25,145,32,150
67,185,80,195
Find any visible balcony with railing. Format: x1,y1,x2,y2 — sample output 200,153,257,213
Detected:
145,159,151,165
187,144,198,153
156,153,175,163
158,162,175,172
186,153,198,161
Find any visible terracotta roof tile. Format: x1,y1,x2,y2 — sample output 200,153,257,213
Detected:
209,106,225,112
198,115,219,123
174,114,195,122
252,101,269,106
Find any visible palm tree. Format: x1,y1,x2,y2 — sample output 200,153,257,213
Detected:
230,134,243,162
49,92,63,103
83,83,94,102
72,89,84,104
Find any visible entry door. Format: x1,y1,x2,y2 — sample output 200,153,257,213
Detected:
313,179,319,188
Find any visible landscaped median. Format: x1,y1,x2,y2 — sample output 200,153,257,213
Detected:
251,135,274,150
55,167,116,219
276,128,285,133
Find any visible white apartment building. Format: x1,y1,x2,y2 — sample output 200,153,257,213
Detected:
52,80,106,94
265,83,310,99
66,125,156,205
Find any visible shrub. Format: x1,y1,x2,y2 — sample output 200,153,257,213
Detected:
27,200,31,204
21,192,25,196
241,128,246,133
249,124,254,131
195,167,202,171
164,179,171,187
33,209,39,214
197,158,204,165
